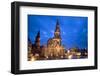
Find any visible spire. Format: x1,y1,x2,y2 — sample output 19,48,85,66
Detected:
28,37,32,44
56,19,59,25
28,37,31,42
54,19,61,39
35,31,40,43
55,19,60,32
36,31,40,38
35,31,40,47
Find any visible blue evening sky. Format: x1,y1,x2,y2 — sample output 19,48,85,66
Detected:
28,15,88,49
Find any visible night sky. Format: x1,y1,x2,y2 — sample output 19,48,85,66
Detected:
28,15,88,49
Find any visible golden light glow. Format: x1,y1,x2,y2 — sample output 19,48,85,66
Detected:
31,56,36,61
68,55,73,59
76,52,81,56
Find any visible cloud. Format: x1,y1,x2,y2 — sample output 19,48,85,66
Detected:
62,31,66,35
42,31,47,35
44,35,49,38
51,30,54,33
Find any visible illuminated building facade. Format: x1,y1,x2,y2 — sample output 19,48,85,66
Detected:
41,20,65,59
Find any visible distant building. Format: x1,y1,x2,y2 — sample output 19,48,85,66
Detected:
28,38,33,61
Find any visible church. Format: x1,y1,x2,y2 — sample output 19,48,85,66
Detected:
28,19,66,60
41,20,65,59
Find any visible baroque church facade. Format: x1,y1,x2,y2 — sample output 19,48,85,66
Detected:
28,20,66,60
41,20,65,59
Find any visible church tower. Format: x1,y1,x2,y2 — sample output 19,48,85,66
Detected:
32,31,40,55
54,19,61,45
54,19,61,39
35,31,40,48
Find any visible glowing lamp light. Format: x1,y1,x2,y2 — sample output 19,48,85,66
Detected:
61,56,63,58
68,55,73,59
46,56,48,59
77,52,81,56
67,50,70,53
31,56,35,61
